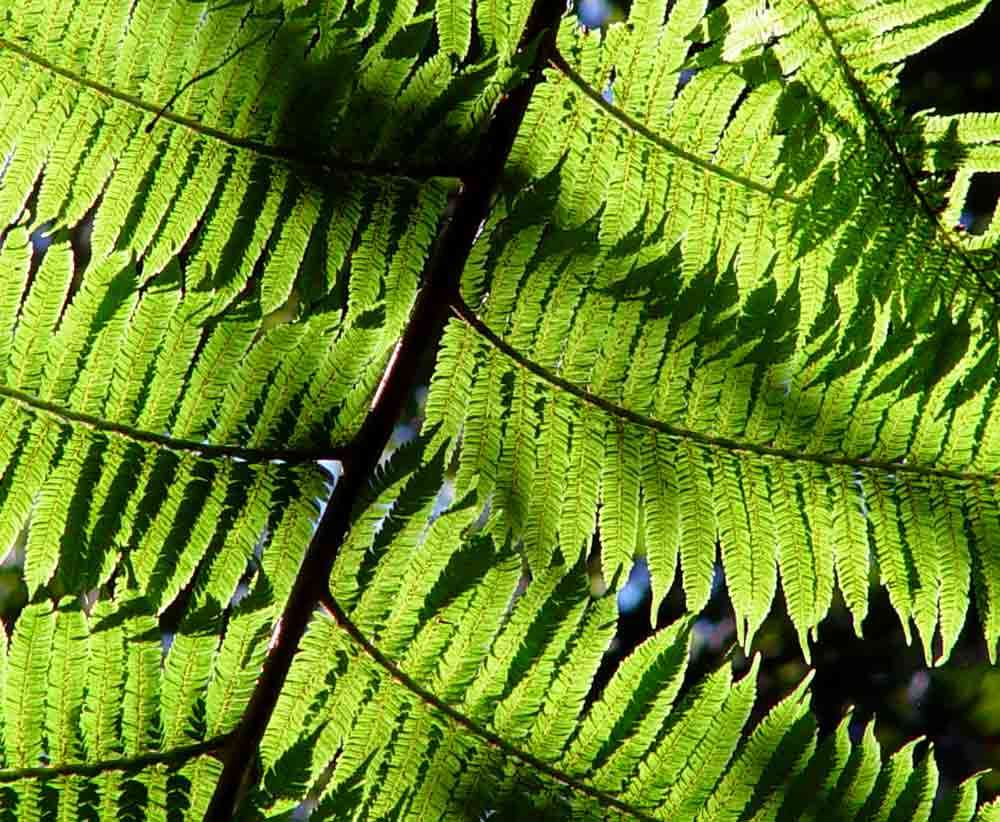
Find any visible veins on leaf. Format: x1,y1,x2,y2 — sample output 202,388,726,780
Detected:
144,19,283,135
316,588,661,822
0,37,464,184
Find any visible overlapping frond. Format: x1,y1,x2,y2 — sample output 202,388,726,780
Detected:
427,0,1000,664
0,463,326,819
0,0,518,612
249,457,984,821
1,4,465,304
436,0,536,61
0,0,997,817
0,235,344,611
0,0,554,815
0,589,276,819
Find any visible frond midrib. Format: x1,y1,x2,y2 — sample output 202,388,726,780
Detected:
796,0,999,303
548,49,800,204
0,734,229,783
451,297,997,484
0,36,464,183
0,380,344,464
320,593,661,822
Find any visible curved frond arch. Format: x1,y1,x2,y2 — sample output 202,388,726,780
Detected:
426,0,1000,664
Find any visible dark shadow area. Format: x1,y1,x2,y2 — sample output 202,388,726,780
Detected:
901,3,1000,115
448,767,587,821
963,172,1000,235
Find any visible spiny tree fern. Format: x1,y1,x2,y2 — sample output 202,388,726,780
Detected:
0,0,993,818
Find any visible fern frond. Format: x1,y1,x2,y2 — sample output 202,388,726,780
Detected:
0,593,248,816
431,0,1000,653
249,455,985,820
0,0,519,598
1,0,999,817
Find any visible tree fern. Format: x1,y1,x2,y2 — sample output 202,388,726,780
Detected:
0,0,993,817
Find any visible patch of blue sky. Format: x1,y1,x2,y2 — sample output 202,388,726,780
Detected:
577,0,613,28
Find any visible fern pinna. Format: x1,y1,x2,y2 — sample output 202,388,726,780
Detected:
0,0,995,818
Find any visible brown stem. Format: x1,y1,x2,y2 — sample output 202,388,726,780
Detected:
204,4,565,817
450,297,1000,484
319,590,660,821
0,736,229,783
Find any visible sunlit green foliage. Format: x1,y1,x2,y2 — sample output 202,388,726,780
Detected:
0,0,995,817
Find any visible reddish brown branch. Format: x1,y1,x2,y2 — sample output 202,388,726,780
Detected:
204,4,566,817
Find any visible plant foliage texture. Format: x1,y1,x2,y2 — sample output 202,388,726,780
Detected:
0,0,999,818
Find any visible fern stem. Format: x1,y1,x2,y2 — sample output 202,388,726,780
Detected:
451,296,1000,484
0,36,465,183
0,735,229,783
0,382,344,464
319,591,661,822
798,0,1000,303
204,3,568,817
548,49,799,204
